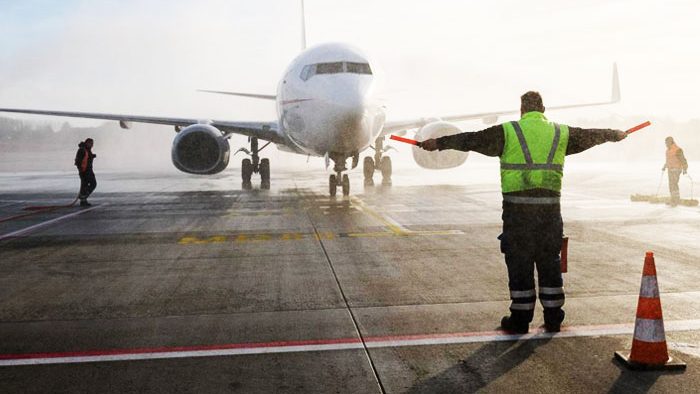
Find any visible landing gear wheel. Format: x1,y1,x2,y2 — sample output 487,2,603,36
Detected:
342,174,350,196
329,174,338,197
363,156,375,186
242,158,253,189
260,158,270,190
380,156,392,185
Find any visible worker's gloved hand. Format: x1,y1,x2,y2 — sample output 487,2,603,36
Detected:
612,130,627,141
420,139,439,151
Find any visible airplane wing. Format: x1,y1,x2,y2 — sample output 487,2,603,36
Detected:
197,90,277,100
0,107,284,144
382,63,620,134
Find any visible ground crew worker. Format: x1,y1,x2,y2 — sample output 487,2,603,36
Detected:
420,91,627,333
74,138,97,206
662,136,688,206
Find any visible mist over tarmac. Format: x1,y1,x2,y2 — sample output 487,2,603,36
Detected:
0,0,698,191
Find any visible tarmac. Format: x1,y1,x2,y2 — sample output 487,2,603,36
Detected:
0,162,699,393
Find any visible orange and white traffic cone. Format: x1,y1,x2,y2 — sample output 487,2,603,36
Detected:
614,252,686,370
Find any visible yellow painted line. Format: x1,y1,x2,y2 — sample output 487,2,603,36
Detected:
345,232,395,238
350,197,411,236
178,229,463,245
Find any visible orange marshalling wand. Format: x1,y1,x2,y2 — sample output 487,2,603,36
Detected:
625,121,651,134
389,135,418,145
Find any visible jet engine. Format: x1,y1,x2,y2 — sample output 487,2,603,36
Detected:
411,121,469,169
171,124,230,174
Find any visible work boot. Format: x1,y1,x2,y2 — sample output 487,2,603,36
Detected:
544,309,565,333
500,316,529,334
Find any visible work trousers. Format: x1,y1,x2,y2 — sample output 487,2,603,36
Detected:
499,206,565,325
668,169,682,204
79,170,97,200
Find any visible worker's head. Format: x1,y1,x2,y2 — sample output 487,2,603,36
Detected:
85,138,94,149
665,136,674,148
520,91,545,116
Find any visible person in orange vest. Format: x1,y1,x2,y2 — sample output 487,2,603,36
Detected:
74,138,97,206
662,136,688,206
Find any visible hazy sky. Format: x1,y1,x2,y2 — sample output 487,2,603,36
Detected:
1,0,699,128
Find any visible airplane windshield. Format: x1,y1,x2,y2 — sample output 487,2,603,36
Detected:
300,62,372,81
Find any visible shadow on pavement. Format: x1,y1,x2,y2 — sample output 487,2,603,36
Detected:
607,360,684,394
406,336,552,393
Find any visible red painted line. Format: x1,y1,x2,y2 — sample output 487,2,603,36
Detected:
0,337,362,361
0,323,626,361
2,320,699,365
0,211,43,224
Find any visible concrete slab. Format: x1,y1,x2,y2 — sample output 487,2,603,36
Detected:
0,165,698,393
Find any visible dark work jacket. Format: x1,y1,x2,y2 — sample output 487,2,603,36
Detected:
74,142,95,173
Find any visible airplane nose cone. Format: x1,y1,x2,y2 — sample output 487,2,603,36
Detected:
325,79,369,116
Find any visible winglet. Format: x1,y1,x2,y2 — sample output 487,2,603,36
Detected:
301,0,307,50
611,62,621,103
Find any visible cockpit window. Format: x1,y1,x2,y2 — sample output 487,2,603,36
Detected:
346,62,372,74
300,61,372,81
316,62,344,74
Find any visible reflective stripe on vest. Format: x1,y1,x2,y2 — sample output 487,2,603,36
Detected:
499,112,569,194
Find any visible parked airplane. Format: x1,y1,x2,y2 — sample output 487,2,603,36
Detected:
0,1,619,196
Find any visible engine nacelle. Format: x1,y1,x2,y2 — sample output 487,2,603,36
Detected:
171,124,230,174
412,121,469,169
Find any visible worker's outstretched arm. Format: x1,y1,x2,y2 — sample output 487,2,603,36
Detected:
566,128,626,155
421,125,504,157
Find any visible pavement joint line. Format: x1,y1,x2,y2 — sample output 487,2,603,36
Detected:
1,319,699,367
0,205,104,241
302,192,387,394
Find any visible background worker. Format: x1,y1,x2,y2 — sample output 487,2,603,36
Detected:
74,137,97,206
662,136,688,206
420,91,627,333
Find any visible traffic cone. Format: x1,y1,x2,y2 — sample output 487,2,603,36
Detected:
614,252,686,370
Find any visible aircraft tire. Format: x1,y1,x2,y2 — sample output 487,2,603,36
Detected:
242,158,253,189
363,157,374,186
260,158,270,189
342,174,350,196
329,174,337,197
380,156,392,185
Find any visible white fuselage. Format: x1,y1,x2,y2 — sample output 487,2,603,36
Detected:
275,43,386,158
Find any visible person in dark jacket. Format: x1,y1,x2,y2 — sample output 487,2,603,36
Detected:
420,91,626,333
662,136,688,206
74,138,97,206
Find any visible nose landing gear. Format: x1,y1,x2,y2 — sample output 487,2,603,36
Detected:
328,154,352,197
363,136,393,186
237,137,271,190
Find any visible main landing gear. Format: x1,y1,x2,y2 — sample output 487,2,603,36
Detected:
237,137,271,190
363,136,393,186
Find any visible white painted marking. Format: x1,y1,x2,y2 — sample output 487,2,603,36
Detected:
1,319,699,367
0,205,103,241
